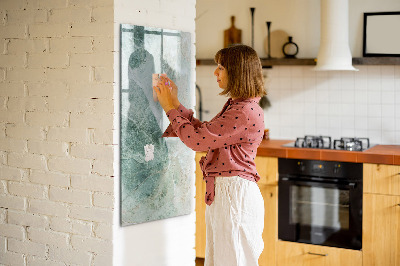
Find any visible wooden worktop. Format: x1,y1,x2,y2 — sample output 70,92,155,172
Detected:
256,139,400,165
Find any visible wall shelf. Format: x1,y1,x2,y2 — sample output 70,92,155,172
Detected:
352,57,400,65
196,57,400,67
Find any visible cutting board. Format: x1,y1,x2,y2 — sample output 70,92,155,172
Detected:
224,16,242,48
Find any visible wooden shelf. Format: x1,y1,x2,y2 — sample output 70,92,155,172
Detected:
352,57,400,65
260,58,316,66
196,58,315,68
196,57,400,67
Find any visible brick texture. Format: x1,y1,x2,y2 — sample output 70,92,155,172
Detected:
8,181,48,199
0,166,24,181
7,9,48,24
50,216,92,236
7,238,47,257
8,210,49,229
0,82,25,97
0,2,114,264
71,235,112,254
27,227,69,248
93,223,112,240
49,37,92,53
49,186,92,205
28,199,69,217
48,246,91,265
0,195,25,210
70,174,113,193
7,39,47,54
48,156,92,175
69,205,112,223
29,170,70,187
0,0,197,264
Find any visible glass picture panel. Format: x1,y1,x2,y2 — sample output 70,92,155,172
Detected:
120,24,193,226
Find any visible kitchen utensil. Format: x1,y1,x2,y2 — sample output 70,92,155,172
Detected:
250,7,255,48
224,16,242,48
266,21,272,58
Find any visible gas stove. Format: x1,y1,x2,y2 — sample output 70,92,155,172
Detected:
283,135,373,151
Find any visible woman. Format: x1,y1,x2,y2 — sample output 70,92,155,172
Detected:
154,44,266,266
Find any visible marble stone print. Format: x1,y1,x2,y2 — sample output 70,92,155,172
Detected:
120,24,193,226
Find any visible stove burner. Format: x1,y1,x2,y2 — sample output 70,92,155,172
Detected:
287,136,372,151
295,135,332,149
333,137,370,151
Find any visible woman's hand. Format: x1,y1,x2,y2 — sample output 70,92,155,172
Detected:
160,76,180,109
153,79,175,113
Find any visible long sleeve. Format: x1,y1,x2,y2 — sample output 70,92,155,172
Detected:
165,97,264,206
162,103,202,137
164,106,249,152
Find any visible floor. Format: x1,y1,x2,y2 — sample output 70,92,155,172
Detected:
195,257,205,266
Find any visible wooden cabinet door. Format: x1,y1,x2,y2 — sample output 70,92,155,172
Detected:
276,241,362,266
259,185,278,266
195,152,207,258
255,156,278,186
364,164,400,196
363,193,400,266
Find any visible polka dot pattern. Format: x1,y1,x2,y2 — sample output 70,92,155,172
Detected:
162,97,265,205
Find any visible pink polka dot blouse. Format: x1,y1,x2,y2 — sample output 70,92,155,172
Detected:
162,97,265,205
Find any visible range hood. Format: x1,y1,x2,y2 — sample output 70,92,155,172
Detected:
314,0,358,71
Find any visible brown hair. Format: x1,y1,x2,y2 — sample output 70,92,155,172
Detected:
214,44,266,99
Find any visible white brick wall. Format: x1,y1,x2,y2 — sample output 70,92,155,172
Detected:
0,0,114,265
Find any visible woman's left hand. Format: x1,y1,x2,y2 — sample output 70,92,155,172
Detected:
153,80,175,113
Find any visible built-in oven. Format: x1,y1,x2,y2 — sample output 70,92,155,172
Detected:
278,158,363,250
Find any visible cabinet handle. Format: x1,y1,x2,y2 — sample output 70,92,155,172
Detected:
307,252,328,256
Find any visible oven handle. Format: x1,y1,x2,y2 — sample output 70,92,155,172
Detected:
280,177,357,189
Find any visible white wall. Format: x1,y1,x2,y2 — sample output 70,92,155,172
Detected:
197,64,400,145
265,65,400,144
0,0,115,265
196,0,400,145
196,0,400,58
113,1,197,266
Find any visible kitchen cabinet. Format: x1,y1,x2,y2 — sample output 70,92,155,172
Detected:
255,156,278,186
363,164,400,266
259,184,278,266
363,193,400,266
363,163,400,196
276,241,362,266
195,155,400,265
195,152,207,258
195,154,279,266
257,156,278,266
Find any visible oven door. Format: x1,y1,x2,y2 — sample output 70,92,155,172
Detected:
278,176,362,250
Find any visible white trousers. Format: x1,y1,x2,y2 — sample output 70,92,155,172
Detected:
205,176,264,266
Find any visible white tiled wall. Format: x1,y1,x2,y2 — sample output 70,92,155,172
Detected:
196,65,400,145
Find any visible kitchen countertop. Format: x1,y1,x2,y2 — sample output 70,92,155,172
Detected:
256,139,400,165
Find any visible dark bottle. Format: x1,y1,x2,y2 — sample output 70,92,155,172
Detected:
282,36,299,58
